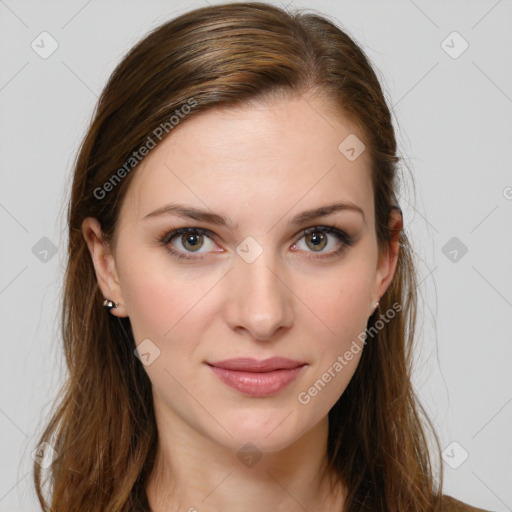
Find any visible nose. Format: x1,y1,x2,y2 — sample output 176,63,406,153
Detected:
223,251,294,341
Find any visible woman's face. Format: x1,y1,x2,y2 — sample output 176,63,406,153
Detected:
84,94,399,453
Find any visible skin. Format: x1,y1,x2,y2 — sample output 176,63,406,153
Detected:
83,94,401,511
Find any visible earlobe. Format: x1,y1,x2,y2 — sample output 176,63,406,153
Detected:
81,217,128,317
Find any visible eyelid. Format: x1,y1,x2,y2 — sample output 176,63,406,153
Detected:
296,224,351,243
160,226,218,244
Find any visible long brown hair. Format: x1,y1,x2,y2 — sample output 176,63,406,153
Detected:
33,2,443,510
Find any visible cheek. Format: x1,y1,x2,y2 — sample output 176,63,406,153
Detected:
121,270,173,342
117,249,222,351
303,264,374,336
120,261,209,392
297,264,373,398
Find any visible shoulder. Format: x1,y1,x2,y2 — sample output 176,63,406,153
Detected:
442,494,495,512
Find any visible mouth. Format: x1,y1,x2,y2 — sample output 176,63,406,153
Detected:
206,357,307,397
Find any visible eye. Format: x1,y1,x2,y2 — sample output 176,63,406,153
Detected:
292,225,353,259
161,227,219,261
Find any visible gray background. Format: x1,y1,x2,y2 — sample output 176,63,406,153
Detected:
1,0,511,510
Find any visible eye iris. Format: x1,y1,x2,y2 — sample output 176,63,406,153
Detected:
306,231,327,251
182,233,203,252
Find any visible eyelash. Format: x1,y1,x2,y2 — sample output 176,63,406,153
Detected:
158,225,354,262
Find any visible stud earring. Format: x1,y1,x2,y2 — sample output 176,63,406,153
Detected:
103,299,119,310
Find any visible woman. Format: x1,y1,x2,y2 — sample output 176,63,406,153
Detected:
33,2,491,511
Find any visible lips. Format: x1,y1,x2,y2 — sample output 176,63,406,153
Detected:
206,357,306,372
206,357,307,397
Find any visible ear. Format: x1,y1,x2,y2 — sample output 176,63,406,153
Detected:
372,208,402,310
81,217,128,318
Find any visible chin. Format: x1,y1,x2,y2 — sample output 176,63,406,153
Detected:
207,411,307,453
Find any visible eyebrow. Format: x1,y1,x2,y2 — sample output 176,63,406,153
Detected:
143,201,365,229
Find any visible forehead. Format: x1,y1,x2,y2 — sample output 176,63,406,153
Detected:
118,95,373,228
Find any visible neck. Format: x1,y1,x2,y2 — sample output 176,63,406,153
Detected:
145,415,345,512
